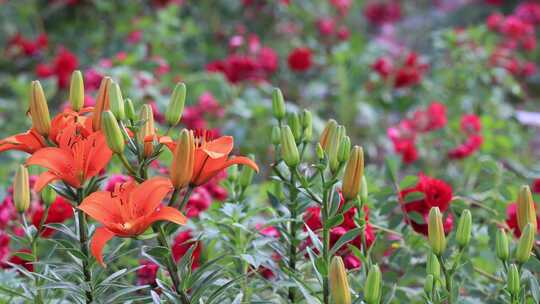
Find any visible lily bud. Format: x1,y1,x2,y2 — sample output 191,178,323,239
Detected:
125,98,136,121
139,104,155,157
316,143,324,160
495,228,509,261
338,136,351,163
329,256,351,304
102,111,125,154
271,126,281,146
424,274,434,295
302,110,313,142
428,207,446,256
364,264,382,304
517,185,537,232
456,209,472,248
515,223,534,264
328,125,345,173
109,82,125,120
426,253,440,280
271,88,286,120
360,175,368,203
29,80,51,136
69,70,84,111
342,146,364,201
287,113,302,142
507,264,520,296
41,185,56,207
239,154,256,188
170,129,195,189
93,76,113,131
13,165,30,213
319,119,338,150
166,82,186,126
280,126,300,168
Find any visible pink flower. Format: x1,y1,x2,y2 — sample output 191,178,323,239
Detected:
316,17,336,36
127,30,143,44
172,230,202,269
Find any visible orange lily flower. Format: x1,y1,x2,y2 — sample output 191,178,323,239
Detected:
0,108,94,155
79,177,187,266
161,132,259,186
26,123,112,191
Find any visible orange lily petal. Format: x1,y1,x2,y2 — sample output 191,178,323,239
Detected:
193,155,259,185
130,177,173,216
145,206,188,226
79,192,123,226
26,147,74,173
83,132,112,179
203,136,234,159
34,171,60,192
159,136,176,151
90,227,115,267
0,130,45,154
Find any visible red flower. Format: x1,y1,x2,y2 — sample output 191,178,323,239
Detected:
460,114,482,135
31,196,74,237
316,17,336,36
372,57,393,78
448,135,483,159
487,13,504,31
287,47,313,72
400,174,453,235
410,102,447,132
505,203,540,238
532,179,540,194
184,187,212,218
2,249,34,272
7,33,48,57
136,259,159,286
329,0,352,15
363,1,401,26
172,230,202,269
35,48,79,89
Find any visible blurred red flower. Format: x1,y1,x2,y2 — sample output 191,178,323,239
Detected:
172,230,202,269
287,47,313,72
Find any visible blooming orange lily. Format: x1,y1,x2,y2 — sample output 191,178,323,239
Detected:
26,123,112,191
161,132,259,186
0,108,94,155
79,177,187,266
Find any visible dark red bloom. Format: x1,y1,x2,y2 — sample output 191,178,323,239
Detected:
136,259,159,286
172,230,202,269
400,174,453,235
7,33,48,57
2,249,34,272
35,48,79,89
287,47,313,72
448,135,483,159
505,203,540,238
31,196,74,237
372,57,393,78
410,102,447,133
532,179,540,194
363,1,401,26
460,114,482,135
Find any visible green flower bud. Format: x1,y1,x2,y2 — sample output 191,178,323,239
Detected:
517,185,537,232
271,126,281,146
426,253,441,280
239,154,256,188
507,264,520,296
338,135,351,163
271,88,286,120
456,209,472,248
428,207,446,256
424,274,434,295
515,223,535,264
109,82,125,120
40,185,56,206
280,126,299,168
101,111,125,154
69,70,84,111
496,228,509,261
14,165,30,213
329,256,351,304
125,98,136,121
329,125,345,173
364,264,382,304
319,119,337,150
342,146,363,201
166,82,186,126
287,113,302,143
29,80,51,136
316,143,325,160
302,109,312,128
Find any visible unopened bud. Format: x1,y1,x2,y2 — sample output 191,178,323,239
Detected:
495,228,509,261
69,70,84,111
29,80,51,136
166,82,186,126
239,154,256,188
109,82,125,120
139,104,155,157
364,264,382,304
517,185,537,232
338,136,351,163
456,209,472,248
515,223,534,264
426,253,440,280
329,125,345,173
13,165,30,213
342,146,364,201
320,119,337,150
125,98,136,121
507,264,520,296
271,126,281,146
93,77,113,131
280,126,299,168
40,185,56,206
316,143,325,160
329,256,351,304
424,275,434,295
428,207,446,256
302,110,313,142
170,129,195,189
271,88,286,120
288,113,302,142
102,111,125,154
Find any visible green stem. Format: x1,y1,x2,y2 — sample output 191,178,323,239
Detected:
76,189,93,303
437,255,453,304
288,169,299,303
322,188,330,304
176,186,194,211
